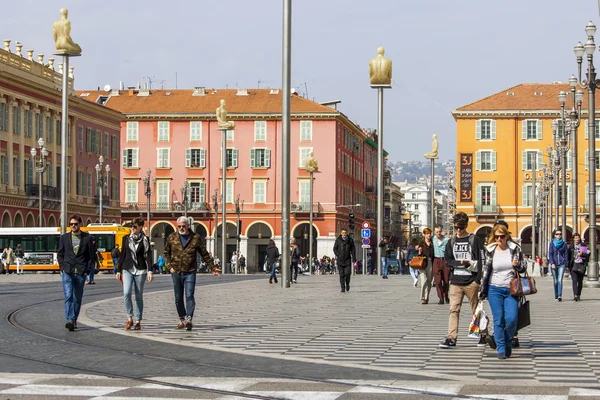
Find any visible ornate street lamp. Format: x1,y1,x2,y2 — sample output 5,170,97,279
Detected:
30,137,48,227
142,169,156,237
180,180,189,219
95,156,110,223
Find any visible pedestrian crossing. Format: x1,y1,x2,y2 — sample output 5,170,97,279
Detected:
2,373,600,399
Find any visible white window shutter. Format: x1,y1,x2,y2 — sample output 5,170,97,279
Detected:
586,150,589,170
233,149,238,168
199,182,206,204
156,148,160,167
122,149,127,168
167,149,170,168
522,151,527,170
522,120,527,140
491,120,497,140
585,122,589,139
476,120,481,140
186,149,191,167
200,149,206,168
476,185,481,206
250,149,256,168
537,120,542,140
265,149,271,167
491,185,497,207
567,150,572,170
522,185,528,207
476,151,481,171
133,149,138,167
492,151,497,171
537,151,543,170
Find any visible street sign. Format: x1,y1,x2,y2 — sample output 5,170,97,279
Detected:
362,221,370,229
361,229,371,238
362,238,370,246
361,244,370,249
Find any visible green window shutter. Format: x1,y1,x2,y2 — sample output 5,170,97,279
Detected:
476,185,481,207
476,120,481,140
186,149,191,168
585,122,589,139
537,120,542,140
585,150,589,170
522,120,527,140
233,149,238,168
491,120,497,139
122,149,127,168
265,149,271,167
476,151,481,171
522,185,528,207
250,149,256,168
200,149,206,168
522,151,527,170
199,182,206,204
537,151,542,170
491,186,497,207
492,151,497,171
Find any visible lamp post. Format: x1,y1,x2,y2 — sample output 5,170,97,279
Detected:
142,169,156,239
552,119,570,240
95,156,110,223
30,137,48,227
180,180,189,219
558,84,583,233
574,23,600,287
305,155,318,275
234,194,243,274
212,188,219,261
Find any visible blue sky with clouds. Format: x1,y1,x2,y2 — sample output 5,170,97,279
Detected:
4,0,600,161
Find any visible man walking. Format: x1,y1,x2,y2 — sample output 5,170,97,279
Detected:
439,212,484,348
333,228,356,293
379,236,392,279
2,244,14,274
15,244,25,275
57,215,94,331
164,216,219,331
111,245,120,274
432,225,450,304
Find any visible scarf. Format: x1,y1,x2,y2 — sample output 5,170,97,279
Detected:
128,232,149,269
553,238,564,248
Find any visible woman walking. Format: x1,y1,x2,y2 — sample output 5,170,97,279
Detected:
406,239,419,286
479,224,525,359
417,228,434,304
548,229,569,302
569,233,589,302
115,218,152,330
266,239,280,284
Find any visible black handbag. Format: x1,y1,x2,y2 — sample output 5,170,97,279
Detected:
517,296,530,330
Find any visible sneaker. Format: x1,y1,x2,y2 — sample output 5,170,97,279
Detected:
346,285,350,292
438,299,445,305
185,318,193,331
574,296,580,302
511,337,520,348
497,352,506,359
413,279,418,287
477,335,487,347
439,338,456,349
486,334,497,349
506,346,512,358
176,320,185,329
65,321,75,332
340,288,346,293
73,322,78,330
293,280,297,283
558,297,562,302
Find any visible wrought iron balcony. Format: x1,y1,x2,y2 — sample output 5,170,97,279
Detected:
365,210,375,219
25,184,60,200
93,195,110,206
290,202,321,213
365,185,376,193
474,204,499,215
121,201,210,212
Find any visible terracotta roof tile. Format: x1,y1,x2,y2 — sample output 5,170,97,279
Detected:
75,88,338,115
454,83,591,112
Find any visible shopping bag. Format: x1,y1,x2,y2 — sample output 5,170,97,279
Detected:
517,296,530,330
468,301,485,338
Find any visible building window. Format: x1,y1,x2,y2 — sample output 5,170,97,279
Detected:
157,148,170,168
226,129,234,141
476,119,496,140
476,150,496,171
250,148,271,168
522,119,542,140
254,121,266,141
556,184,572,207
157,180,169,209
477,185,496,211
253,181,266,203
122,149,139,168
126,122,138,141
78,126,83,151
111,135,118,159
104,133,109,157
190,121,202,141
299,147,312,168
189,181,206,206
585,184,600,205
12,106,21,135
125,181,138,203
85,128,92,152
220,180,235,203
0,155,7,184
300,121,312,141
221,148,238,168
585,121,600,139
584,150,600,170
91,130,97,153
157,121,169,142
0,103,7,131
521,150,541,171
186,148,206,168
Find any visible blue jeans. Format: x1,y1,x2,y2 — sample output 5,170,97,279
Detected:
487,285,519,355
270,262,277,278
550,264,566,298
123,270,146,321
381,257,389,277
88,260,95,282
408,259,419,280
62,272,85,323
172,272,196,320
112,257,118,274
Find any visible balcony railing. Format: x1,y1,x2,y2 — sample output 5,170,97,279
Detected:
121,201,209,212
365,210,375,219
93,195,110,206
474,204,499,215
25,184,61,200
290,202,321,213
365,185,375,193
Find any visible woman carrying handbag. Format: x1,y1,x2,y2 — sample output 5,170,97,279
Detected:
478,224,526,359
416,228,434,304
548,229,569,302
569,233,589,302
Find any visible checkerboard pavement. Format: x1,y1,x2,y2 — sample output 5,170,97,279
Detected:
80,273,600,386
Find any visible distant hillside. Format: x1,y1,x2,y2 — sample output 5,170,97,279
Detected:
388,160,455,188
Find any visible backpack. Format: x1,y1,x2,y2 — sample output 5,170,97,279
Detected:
449,234,478,272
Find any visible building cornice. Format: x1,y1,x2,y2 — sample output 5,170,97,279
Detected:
452,109,600,118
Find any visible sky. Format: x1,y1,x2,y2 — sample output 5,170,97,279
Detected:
4,0,600,161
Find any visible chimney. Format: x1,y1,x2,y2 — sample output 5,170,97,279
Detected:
119,81,124,90
138,83,150,96
236,88,249,96
127,86,136,96
192,87,206,96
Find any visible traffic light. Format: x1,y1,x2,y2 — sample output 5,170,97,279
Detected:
348,212,355,231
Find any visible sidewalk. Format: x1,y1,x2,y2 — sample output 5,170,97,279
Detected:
81,273,600,384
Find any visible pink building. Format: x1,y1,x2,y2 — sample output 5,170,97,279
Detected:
77,87,380,270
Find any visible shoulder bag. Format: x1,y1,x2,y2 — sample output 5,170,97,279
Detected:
510,269,537,296
516,295,530,330
409,256,427,270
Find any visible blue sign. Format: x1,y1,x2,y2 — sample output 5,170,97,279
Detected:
361,229,371,238
362,238,370,246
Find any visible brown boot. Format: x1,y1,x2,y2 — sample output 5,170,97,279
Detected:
124,319,133,330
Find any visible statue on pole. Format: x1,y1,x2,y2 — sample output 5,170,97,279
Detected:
52,8,82,55
304,151,319,173
216,99,235,130
424,134,439,159
369,47,392,86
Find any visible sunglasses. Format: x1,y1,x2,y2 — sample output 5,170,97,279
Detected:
132,225,139,229
454,226,466,230
555,233,562,236
495,234,506,240
177,225,187,228
70,222,79,226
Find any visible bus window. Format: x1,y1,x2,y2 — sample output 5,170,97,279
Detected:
47,235,59,252
94,234,115,251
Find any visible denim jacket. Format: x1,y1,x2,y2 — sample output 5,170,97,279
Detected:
548,241,569,267
479,240,526,299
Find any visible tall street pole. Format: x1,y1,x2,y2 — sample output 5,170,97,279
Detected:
309,170,314,275
220,128,227,274
60,55,70,233
430,158,436,228
532,157,537,263
376,87,384,277
587,45,599,286
280,0,292,288
30,138,48,228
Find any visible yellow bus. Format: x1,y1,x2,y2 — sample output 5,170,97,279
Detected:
0,224,131,272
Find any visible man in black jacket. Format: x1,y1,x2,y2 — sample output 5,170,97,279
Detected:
57,215,94,331
333,228,356,293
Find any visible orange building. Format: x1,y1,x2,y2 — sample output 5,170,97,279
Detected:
453,83,600,252
77,87,381,270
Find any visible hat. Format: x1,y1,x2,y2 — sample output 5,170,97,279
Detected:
496,220,509,229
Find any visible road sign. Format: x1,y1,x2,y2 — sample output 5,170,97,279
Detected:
362,238,370,246
361,244,370,249
362,221,370,229
361,229,371,238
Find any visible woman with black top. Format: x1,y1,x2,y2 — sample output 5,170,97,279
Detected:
116,217,153,330
266,239,280,284
417,227,434,304
569,233,590,302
